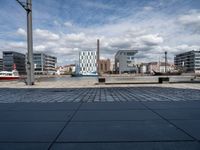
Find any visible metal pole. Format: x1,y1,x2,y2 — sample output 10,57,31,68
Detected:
97,39,100,75
26,0,34,85
165,51,167,73
16,0,34,85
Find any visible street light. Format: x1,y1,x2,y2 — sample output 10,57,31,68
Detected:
16,0,34,85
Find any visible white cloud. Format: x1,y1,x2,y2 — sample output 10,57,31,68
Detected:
63,32,86,42
16,28,26,37
178,10,200,33
83,1,113,10
138,34,164,46
143,6,154,11
8,41,26,49
179,11,200,25
34,29,60,41
64,21,73,27
34,45,46,51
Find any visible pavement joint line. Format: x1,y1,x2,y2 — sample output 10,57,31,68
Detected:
0,120,69,123
0,141,52,143
69,119,166,122
140,102,198,141
47,89,93,150
47,102,83,150
0,140,196,144
71,89,88,102
53,140,196,143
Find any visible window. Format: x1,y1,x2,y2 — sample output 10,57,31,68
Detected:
127,52,135,56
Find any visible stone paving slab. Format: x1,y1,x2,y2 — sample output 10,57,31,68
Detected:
0,122,65,142
80,102,146,110
0,110,73,122
57,120,192,142
155,109,200,120
50,142,200,150
0,143,50,150
143,101,200,109
8,103,80,110
171,120,200,140
72,110,161,121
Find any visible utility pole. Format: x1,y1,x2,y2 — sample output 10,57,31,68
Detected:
16,0,34,85
165,51,167,73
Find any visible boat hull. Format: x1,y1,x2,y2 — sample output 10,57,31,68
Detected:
0,77,20,80
71,73,99,77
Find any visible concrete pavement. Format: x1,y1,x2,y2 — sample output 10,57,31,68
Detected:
0,86,200,150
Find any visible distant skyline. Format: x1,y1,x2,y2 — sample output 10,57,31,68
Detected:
0,0,200,65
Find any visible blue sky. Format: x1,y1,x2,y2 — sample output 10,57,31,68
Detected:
0,0,200,65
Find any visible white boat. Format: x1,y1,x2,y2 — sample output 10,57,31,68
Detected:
0,70,20,80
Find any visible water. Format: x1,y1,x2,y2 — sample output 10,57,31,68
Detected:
0,75,98,83
38,75,98,82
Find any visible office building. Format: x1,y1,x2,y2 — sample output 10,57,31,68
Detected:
115,50,138,74
3,51,26,74
0,58,3,71
79,51,97,75
99,59,111,74
33,52,57,75
174,50,200,73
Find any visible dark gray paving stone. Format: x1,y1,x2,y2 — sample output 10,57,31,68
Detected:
0,122,64,142
143,101,200,109
156,109,200,120
0,104,18,110
172,120,200,140
80,102,146,110
0,143,49,150
13,103,80,110
72,110,161,121
0,110,73,121
57,120,192,142
51,142,200,150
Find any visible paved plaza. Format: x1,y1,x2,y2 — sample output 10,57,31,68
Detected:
0,86,200,149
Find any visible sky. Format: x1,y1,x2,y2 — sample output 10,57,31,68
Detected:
0,0,200,65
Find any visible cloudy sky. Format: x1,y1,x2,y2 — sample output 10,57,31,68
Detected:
0,0,200,65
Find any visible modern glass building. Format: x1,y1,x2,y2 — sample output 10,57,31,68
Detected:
3,51,26,74
33,52,57,75
79,51,97,75
0,58,3,71
174,50,200,73
115,50,138,74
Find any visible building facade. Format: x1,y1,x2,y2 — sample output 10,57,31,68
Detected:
33,52,57,75
99,59,111,74
147,62,173,73
115,50,138,74
79,51,97,75
0,58,3,71
139,63,148,74
3,51,26,74
174,50,200,73
56,64,76,75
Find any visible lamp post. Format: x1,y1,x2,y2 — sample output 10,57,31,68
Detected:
16,0,34,85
